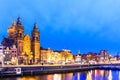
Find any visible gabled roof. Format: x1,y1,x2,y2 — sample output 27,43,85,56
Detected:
1,37,15,47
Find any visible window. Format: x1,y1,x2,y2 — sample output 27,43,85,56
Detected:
36,37,39,40
20,33,22,37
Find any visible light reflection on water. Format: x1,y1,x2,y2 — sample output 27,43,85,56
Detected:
2,70,120,80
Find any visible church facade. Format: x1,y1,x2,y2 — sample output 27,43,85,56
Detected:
2,17,40,64
1,17,74,65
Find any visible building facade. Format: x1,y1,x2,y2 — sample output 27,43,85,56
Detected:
11,45,18,65
40,48,73,64
75,50,81,62
2,17,40,64
0,45,4,65
1,17,74,65
100,50,109,63
4,47,11,64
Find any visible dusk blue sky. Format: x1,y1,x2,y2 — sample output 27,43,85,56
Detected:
0,0,120,55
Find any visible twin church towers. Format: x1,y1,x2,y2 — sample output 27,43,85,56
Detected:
6,17,40,63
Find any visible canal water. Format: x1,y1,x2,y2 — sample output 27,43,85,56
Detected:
2,69,120,80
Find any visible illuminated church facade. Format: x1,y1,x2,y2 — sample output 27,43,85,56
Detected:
2,17,40,64
1,17,73,65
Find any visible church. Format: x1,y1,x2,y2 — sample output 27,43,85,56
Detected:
2,17,40,64
1,17,73,65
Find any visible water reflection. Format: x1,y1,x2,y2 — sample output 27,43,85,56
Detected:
86,71,92,80
2,69,120,80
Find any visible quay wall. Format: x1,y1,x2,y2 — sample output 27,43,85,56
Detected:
0,63,120,77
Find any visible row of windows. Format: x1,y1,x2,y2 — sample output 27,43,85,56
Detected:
4,51,17,54
4,55,17,59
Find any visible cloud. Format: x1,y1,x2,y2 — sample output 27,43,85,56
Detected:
1,0,120,53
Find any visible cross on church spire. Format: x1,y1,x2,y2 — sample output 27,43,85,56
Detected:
34,22,38,29
17,16,22,25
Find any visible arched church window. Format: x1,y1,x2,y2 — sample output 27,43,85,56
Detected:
20,33,22,37
36,37,39,41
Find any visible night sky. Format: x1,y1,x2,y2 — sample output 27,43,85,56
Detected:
0,0,120,55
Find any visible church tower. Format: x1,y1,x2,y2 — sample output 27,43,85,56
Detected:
31,23,40,63
16,17,24,55
7,20,17,40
